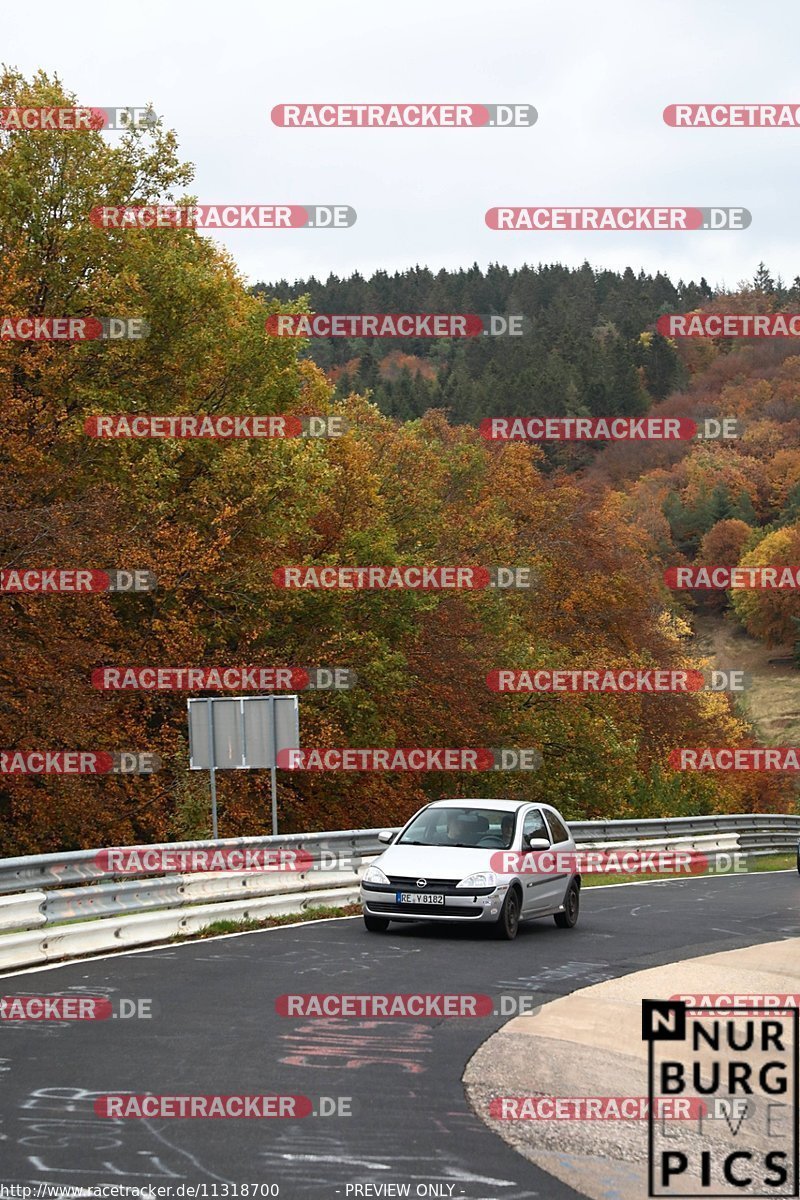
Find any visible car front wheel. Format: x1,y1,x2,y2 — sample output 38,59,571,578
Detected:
554,881,580,929
364,913,390,933
494,888,521,940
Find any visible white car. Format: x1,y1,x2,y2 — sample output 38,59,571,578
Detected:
360,798,581,940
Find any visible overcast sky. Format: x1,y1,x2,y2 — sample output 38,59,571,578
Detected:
5,0,800,290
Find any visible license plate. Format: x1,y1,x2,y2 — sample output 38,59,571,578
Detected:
396,892,445,905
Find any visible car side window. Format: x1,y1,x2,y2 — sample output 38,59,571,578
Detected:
522,808,550,845
545,811,570,844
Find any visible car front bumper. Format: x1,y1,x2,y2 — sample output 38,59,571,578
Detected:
360,883,507,923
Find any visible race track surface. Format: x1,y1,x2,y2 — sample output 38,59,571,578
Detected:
1,872,798,1199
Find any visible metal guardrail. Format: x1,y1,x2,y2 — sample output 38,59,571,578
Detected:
0,829,380,894
2,814,798,894
0,814,797,972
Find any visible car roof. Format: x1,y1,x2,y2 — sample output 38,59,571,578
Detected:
428,798,530,812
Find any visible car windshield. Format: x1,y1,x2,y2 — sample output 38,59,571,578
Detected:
397,806,517,849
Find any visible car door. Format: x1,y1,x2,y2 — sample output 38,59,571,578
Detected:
542,806,574,909
517,806,562,915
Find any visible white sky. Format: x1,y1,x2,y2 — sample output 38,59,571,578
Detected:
4,0,799,290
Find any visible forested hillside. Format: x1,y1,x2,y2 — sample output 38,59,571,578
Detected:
600,329,800,654
1,70,795,856
256,264,716,424
260,265,800,658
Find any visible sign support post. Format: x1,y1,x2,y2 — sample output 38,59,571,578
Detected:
269,696,278,836
206,698,218,840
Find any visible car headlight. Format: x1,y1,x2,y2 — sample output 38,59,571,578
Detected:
363,865,390,886
456,871,498,890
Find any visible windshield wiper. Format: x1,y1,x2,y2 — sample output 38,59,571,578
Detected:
398,840,476,848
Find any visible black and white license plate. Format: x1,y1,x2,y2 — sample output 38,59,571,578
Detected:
396,892,445,905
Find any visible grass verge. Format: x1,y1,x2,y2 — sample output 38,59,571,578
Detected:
580,852,796,888
174,902,362,942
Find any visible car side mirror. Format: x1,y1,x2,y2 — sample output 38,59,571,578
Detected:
377,830,395,844
525,836,550,850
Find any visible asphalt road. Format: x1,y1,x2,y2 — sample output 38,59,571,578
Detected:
0,871,798,1200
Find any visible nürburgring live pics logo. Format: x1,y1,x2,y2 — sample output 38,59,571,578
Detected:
643,999,799,1197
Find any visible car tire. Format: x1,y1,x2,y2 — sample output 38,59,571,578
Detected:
494,888,521,940
363,913,390,933
554,881,580,929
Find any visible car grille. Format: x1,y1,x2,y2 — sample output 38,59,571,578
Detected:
388,875,458,888
366,901,485,918
362,875,495,896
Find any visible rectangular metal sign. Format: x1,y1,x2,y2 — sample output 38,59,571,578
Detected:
188,695,300,770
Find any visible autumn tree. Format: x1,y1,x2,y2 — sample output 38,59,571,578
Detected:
730,524,800,645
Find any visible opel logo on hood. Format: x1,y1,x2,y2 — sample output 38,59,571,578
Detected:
417,879,427,887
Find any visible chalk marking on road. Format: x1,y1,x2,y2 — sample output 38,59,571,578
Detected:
278,1153,393,1168
276,1153,518,1187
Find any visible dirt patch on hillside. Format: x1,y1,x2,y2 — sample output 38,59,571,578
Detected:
691,612,800,744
